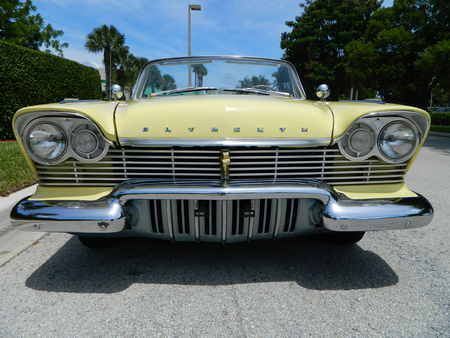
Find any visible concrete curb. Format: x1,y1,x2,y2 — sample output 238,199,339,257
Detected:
0,185,47,267
428,131,450,138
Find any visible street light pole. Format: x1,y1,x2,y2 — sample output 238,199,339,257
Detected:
188,4,201,88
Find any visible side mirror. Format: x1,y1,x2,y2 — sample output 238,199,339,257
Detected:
316,84,330,101
111,84,123,101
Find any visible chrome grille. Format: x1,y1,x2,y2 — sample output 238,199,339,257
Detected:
36,146,407,186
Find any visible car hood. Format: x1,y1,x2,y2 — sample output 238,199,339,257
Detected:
114,95,334,145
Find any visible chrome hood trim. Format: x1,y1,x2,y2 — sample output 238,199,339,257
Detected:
119,138,332,147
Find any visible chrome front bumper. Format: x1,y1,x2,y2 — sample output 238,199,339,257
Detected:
10,180,433,238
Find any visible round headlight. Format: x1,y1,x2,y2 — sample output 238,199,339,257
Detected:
74,130,98,154
27,123,67,163
379,122,417,161
339,123,376,159
70,124,108,161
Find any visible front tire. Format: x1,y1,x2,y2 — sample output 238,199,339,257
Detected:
78,236,119,248
322,231,365,245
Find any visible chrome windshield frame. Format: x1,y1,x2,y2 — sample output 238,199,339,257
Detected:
131,56,306,100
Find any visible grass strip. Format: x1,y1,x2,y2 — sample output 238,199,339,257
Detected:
430,125,450,133
0,142,36,196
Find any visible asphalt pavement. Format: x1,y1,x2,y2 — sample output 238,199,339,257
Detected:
0,136,449,337
0,185,45,267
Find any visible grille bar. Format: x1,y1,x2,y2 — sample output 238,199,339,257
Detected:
36,146,407,186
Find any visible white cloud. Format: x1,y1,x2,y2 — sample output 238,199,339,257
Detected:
34,0,303,65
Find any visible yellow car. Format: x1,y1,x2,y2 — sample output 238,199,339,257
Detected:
10,56,433,247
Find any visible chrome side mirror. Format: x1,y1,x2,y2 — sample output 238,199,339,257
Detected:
316,84,330,101
111,84,123,101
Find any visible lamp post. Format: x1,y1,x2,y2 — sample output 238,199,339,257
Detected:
188,4,201,87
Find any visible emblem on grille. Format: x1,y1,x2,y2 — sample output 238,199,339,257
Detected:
220,150,230,186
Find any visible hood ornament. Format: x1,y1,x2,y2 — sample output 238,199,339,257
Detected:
220,150,230,187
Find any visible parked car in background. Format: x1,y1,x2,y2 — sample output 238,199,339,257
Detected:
11,56,433,247
433,107,450,113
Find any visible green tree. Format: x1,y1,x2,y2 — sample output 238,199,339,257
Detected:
272,66,292,93
146,65,163,93
281,0,381,99
0,0,68,56
237,75,270,88
192,64,208,87
345,0,450,108
112,44,130,91
161,74,176,91
121,55,148,95
85,24,126,99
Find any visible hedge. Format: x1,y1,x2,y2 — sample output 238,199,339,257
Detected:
0,41,102,140
429,112,450,127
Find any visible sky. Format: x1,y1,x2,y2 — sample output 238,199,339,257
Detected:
33,0,395,69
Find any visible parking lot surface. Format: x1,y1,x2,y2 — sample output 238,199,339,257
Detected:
0,136,449,337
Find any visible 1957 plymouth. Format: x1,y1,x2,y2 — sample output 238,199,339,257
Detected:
10,56,433,247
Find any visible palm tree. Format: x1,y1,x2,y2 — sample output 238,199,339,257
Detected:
146,66,163,93
192,64,208,87
161,74,176,91
114,45,130,91
85,24,126,99
122,55,149,95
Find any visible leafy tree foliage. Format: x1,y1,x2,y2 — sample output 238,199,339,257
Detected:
281,0,381,100
120,55,148,95
85,24,127,99
272,66,293,94
345,0,450,108
0,0,68,56
237,75,270,88
0,41,101,140
161,74,176,91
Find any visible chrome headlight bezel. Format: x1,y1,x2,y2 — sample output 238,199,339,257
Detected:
338,121,377,161
20,115,109,165
339,115,421,164
24,122,68,165
378,121,419,163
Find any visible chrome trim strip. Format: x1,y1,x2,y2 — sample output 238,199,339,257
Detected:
119,138,331,147
248,200,254,242
273,199,282,240
222,200,227,244
194,200,200,242
166,200,174,241
11,180,433,235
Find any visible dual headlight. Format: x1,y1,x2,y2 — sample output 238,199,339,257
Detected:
339,117,420,163
24,118,108,165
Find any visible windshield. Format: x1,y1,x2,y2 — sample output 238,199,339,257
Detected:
132,56,305,99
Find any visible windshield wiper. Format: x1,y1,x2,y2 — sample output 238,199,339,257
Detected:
221,88,290,97
150,87,218,97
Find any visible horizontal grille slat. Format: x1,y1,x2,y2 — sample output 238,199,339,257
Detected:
36,146,407,186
